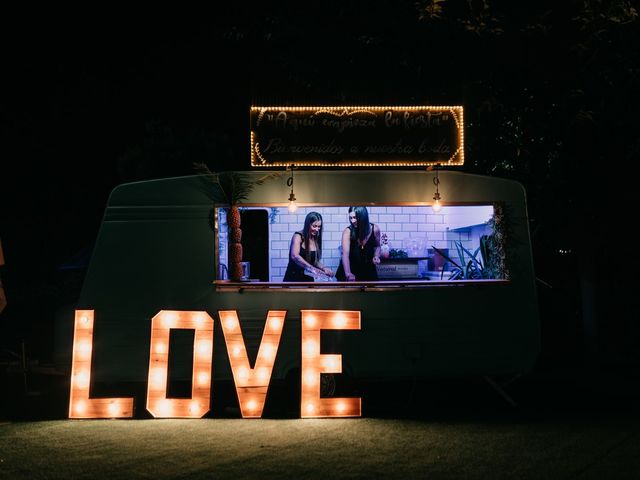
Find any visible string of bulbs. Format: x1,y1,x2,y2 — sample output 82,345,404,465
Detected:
287,164,297,213
432,164,442,212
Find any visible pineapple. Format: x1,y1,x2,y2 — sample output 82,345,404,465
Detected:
227,206,241,229
230,263,244,282
229,227,242,244
229,243,243,264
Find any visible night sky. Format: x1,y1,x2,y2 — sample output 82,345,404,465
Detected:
1,2,638,366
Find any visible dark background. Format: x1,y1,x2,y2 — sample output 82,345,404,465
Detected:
1,1,638,382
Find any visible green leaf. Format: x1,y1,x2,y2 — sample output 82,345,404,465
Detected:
194,162,280,205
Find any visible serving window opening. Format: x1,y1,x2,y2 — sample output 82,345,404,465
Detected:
215,204,506,287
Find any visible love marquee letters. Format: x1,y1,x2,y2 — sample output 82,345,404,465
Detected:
69,309,361,419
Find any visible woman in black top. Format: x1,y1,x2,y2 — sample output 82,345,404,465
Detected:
283,212,333,281
336,206,381,281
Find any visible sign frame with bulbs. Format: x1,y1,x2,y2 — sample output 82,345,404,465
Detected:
250,106,464,168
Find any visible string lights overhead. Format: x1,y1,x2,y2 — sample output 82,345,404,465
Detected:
432,164,442,212
287,164,297,213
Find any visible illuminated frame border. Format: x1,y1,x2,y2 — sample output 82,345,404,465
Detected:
250,105,464,168
301,310,361,418
219,310,286,418
69,310,134,419
146,310,214,418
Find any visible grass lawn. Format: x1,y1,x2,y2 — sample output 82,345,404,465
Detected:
2,366,640,479
2,413,640,480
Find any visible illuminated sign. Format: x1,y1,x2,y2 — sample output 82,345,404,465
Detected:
300,310,361,418
146,311,214,418
219,310,285,418
250,105,464,168
69,311,134,419
69,309,361,419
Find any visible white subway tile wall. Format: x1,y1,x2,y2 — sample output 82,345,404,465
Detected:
218,205,493,282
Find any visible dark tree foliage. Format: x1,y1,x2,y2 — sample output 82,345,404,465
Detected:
2,1,638,365
410,0,638,365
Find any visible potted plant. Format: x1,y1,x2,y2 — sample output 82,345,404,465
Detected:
194,163,279,281
431,203,511,281
431,241,488,280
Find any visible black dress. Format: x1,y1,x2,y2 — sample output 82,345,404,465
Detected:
335,224,379,281
283,233,317,281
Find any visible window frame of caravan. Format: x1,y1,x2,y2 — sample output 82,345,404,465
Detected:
212,202,510,292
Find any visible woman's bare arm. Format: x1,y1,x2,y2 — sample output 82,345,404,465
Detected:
372,224,381,265
341,228,355,281
290,233,322,274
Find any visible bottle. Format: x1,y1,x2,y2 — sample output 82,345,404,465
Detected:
304,267,333,282
380,233,390,259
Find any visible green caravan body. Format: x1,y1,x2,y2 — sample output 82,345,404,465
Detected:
56,171,539,387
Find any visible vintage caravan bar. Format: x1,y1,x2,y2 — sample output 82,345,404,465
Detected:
63,169,539,419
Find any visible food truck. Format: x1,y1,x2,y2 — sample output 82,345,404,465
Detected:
61,107,539,419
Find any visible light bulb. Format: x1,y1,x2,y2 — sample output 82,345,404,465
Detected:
431,166,442,212
287,165,297,213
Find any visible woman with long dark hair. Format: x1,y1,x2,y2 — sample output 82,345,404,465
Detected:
283,211,333,281
335,206,381,281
